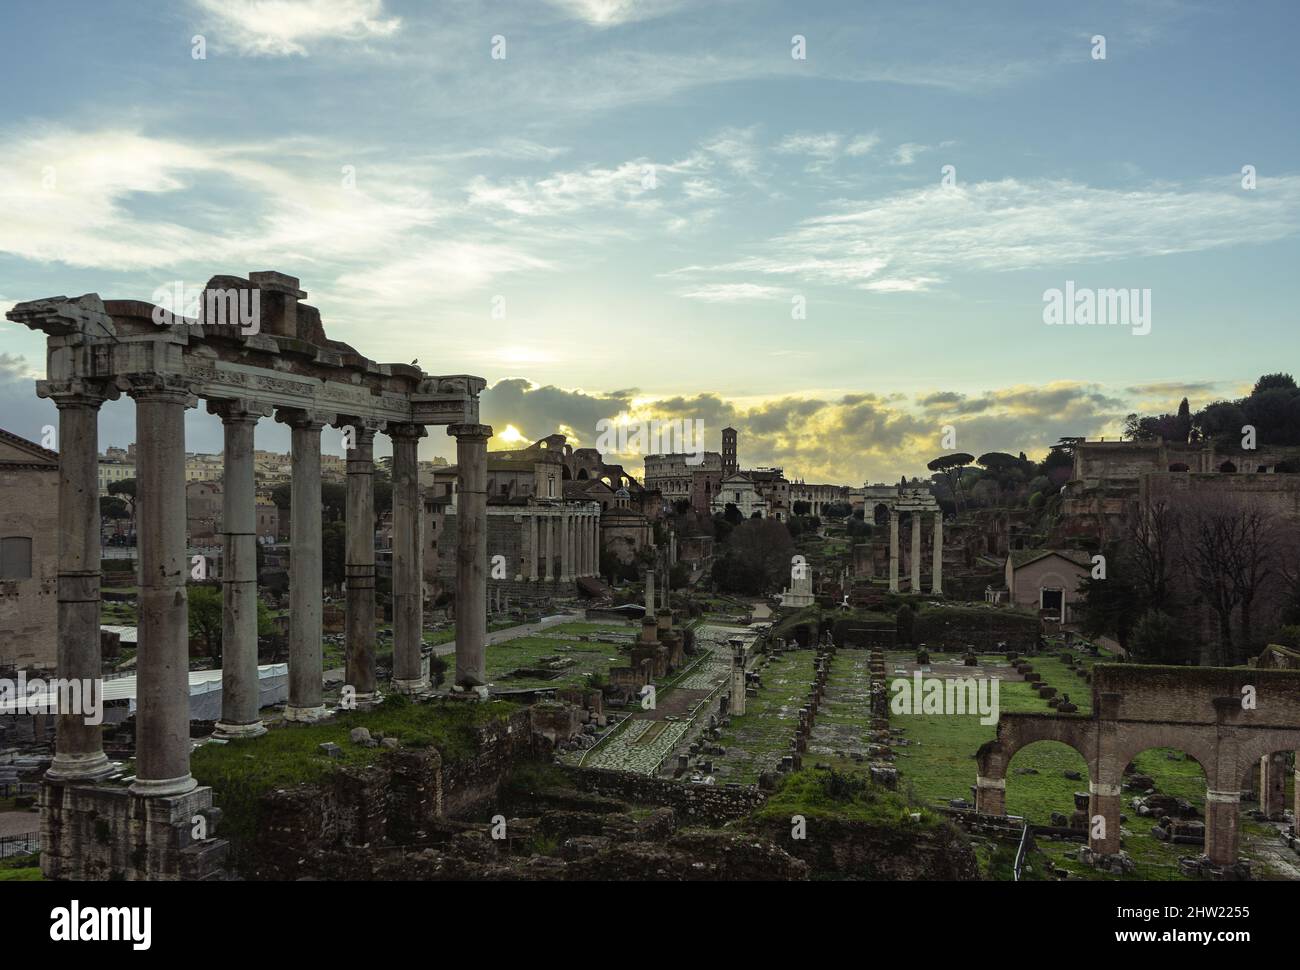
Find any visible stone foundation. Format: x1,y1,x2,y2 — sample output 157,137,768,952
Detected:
40,780,229,881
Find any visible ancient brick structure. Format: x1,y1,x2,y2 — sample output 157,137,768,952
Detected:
975,664,1300,869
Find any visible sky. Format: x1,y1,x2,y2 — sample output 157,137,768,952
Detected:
1,0,1297,483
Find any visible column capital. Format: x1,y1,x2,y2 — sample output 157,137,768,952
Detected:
36,378,120,408
275,407,333,431
207,397,273,424
335,416,385,439
120,372,199,406
448,422,492,441
387,422,428,441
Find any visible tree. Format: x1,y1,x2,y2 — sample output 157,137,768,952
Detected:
1128,610,1193,665
107,479,138,534
1252,373,1296,396
100,496,130,534
188,585,223,659
722,502,743,526
926,453,974,512
1178,497,1250,665
713,518,794,595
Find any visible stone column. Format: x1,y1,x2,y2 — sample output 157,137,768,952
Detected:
42,380,117,782
974,776,1005,816
910,513,922,593
389,424,427,693
561,509,572,581
345,422,379,704
130,378,198,796
888,511,899,593
1204,789,1241,866
211,401,266,739
1260,753,1287,819
279,409,327,722
528,513,538,580
449,423,491,688
593,511,602,577
544,512,554,581
1087,779,1123,855
931,513,943,595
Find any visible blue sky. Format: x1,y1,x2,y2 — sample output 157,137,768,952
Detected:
1,0,1297,482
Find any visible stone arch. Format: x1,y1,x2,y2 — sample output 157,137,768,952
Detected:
872,502,890,526
1169,462,1189,472
577,468,588,480
1110,730,1219,791
1219,460,1237,473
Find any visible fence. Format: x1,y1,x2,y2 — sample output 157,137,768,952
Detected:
0,833,39,858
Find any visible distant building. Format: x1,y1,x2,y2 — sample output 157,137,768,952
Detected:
0,428,59,669
1003,549,1091,623
712,472,768,519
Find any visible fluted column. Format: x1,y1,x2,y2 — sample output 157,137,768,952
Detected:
931,513,943,595
345,422,379,704
42,379,117,782
910,513,922,593
278,409,328,722
129,377,198,796
211,400,267,739
560,509,571,581
529,513,539,580
544,512,554,581
449,423,491,688
389,424,427,693
593,510,602,577
888,511,899,593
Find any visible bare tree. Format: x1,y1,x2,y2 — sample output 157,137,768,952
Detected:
1126,495,1180,611
1178,494,1280,665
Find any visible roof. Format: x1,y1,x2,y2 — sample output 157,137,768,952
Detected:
0,427,59,468
0,664,288,714
1007,548,1091,570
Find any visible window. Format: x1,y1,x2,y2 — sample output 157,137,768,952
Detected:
0,536,33,580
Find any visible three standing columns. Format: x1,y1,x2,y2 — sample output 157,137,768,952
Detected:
211,401,267,739
278,409,327,722
345,422,380,704
886,509,943,595
390,424,427,693
129,378,198,796
43,380,117,782
450,423,491,688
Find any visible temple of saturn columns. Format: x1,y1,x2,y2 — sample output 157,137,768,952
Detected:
7,272,491,878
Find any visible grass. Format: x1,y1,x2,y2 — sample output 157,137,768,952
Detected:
712,649,818,784
0,853,42,881
191,694,517,861
755,768,942,829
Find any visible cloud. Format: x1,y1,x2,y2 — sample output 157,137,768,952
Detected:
472,376,1138,484
890,142,929,166
678,283,787,303
543,0,685,27
192,0,401,56
675,175,1300,294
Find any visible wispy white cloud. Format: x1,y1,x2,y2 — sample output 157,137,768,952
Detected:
678,282,788,303
675,175,1300,293
543,0,685,27
192,0,401,57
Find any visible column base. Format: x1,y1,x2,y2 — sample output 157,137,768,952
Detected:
391,677,429,695
283,704,329,723
212,720,267,740
45,752,117,783
129,773,198,798
451,684,492,700
351,691,380,710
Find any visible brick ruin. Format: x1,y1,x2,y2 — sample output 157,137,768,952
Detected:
976,664,1300,875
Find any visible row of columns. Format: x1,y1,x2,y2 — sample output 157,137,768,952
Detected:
887,510,942,595
525,507,601,581
42,373,492,796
